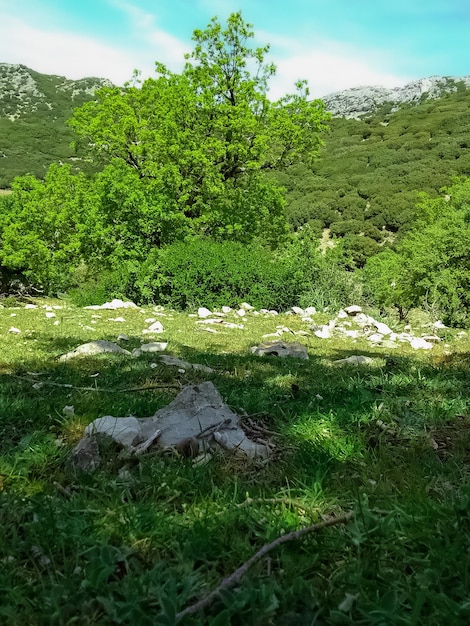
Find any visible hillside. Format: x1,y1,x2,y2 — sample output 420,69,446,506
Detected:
0,63,111,186
280,83,470,265
1,64,470,266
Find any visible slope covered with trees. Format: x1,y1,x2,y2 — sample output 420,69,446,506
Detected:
279,86,470,265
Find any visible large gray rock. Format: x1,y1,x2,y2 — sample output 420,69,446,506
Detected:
74,382,269,468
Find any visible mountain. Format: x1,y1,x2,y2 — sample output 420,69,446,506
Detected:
323,75,470,119
0,63,112,187
1,63,470,268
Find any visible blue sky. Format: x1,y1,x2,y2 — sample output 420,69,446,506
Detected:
0,0,468,98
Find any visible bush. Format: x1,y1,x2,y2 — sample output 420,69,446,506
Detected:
134,238,302,310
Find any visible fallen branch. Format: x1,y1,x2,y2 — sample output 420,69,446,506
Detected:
175,511,353,621
14,375,180,393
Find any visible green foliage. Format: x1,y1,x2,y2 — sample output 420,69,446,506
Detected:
280,87,470,262
134,237,301,310
69,12,329,244
0,66,104,187
0,164,91,293
363,177,470,325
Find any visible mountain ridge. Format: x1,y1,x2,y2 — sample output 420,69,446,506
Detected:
322,75,470,118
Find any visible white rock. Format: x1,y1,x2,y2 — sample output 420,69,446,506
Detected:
236,308,246,317
421,335,441,343
368,333,384,343
147,321,164,333
84,299,138,310
337,309,348,319
339,329,359,339
160,355,214,373
117,334,129,341
374,321,393,335
197,307,212,318
251,341,308,360
305,306,317,316
314,326,331,339
345,305,362,316
8,327,21,334
85,416,141,447
145,317,156,323
291,306,305,315
108,317,126,323
433,320,446,329
240,302,254,310
221,306,232,313
24,304,37,309
333,355,373,365
132,342,168,357
409,337,434,350
60,340,131,361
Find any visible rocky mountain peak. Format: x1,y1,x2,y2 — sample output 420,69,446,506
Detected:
0,62,112,120
323,75,470,119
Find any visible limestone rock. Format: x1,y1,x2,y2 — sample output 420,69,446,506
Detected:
77,382,269,463
333,355,373,365
159,355,214,373
84,299,138,310
251,341,308,360
198,307,212,318
131,342,168,357
59,340,131,361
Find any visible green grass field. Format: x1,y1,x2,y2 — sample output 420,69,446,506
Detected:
1,298,469,625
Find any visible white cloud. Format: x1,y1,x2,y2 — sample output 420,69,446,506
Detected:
256,31,413,99
0,15,141,83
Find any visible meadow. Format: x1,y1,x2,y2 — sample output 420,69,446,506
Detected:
1,297,469,625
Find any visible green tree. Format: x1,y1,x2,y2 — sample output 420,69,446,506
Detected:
363,177,470,325
0,164,91,292
69,12,329,245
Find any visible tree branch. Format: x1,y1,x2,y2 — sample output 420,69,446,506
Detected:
175,511,353,621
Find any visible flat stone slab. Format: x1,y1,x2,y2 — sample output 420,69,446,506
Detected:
251,341,308,360
59,340,131,361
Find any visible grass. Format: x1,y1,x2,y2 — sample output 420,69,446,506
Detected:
0,298,469,625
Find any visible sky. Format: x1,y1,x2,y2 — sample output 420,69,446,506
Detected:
0,0,469,99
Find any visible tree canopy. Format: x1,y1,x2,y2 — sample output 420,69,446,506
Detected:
69,11,330,245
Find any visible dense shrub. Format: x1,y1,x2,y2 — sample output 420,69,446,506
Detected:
134,238,302,310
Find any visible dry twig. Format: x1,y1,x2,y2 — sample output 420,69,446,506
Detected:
175,511,353,621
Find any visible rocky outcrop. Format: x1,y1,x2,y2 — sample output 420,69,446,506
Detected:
323,75,470,119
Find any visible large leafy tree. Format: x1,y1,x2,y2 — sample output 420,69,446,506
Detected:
70,12,330,244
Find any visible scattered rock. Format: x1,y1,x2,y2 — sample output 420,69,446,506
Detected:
159,355,214,373
198,307,212,318
240,302,254,311
84,299,138,310
409,337,434,350
433,320,446,329
314,326,331,339
251,341,309,360
131,342,168,357
8,326,21,334
70,436,101,472
333,355,373,365
59,340,131,361
344,305,362,316
145,321,164,334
